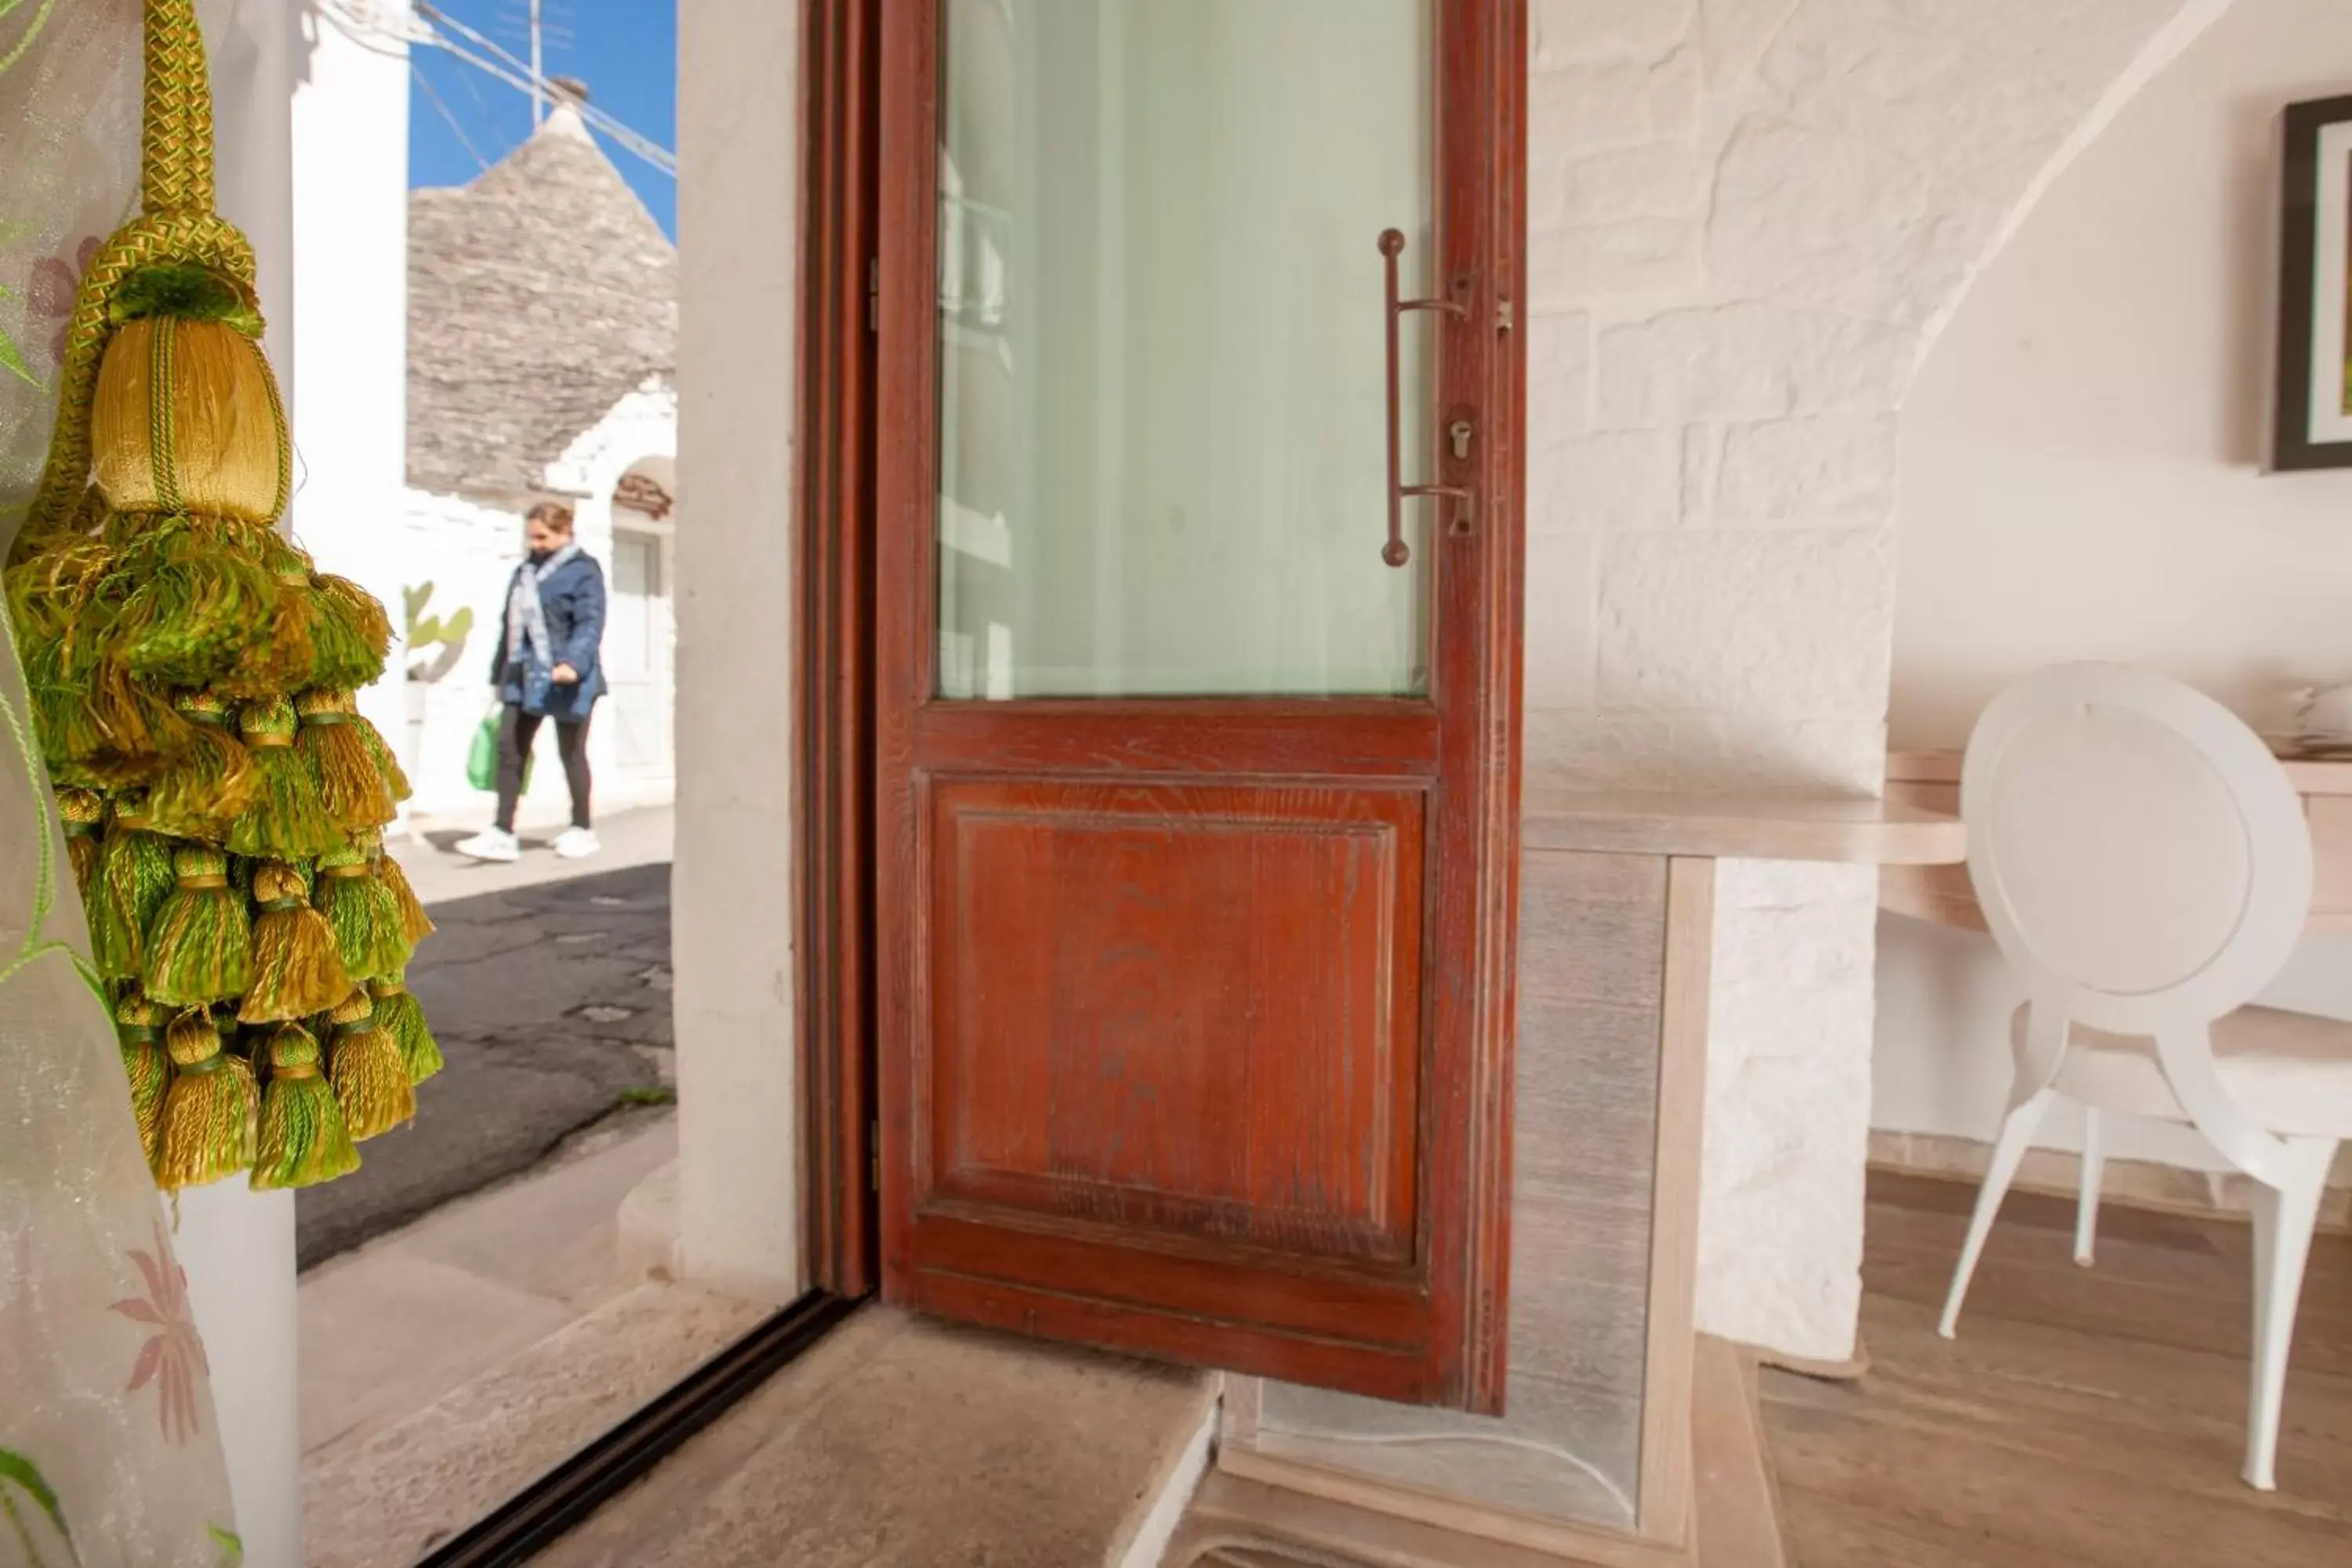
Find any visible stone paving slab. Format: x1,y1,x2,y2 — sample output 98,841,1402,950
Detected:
298,1116,681,1464
304,1280,773,1568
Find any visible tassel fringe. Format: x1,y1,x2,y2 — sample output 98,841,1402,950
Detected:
154,1007,257,1189
328,988,413,1140
369,975,442,1084
91,795,175,980
251,1023,359,1189
241,860,350,1022
143,843,252,1005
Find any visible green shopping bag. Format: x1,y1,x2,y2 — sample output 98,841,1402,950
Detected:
466,705,533,792
466,705,500,791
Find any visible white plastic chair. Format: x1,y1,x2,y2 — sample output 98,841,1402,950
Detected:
1936,663,2351,1492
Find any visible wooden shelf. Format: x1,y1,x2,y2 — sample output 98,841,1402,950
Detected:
1522,789,1965,866
1883,748,2352,935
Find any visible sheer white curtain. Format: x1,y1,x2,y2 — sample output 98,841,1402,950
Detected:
932,0,1434,700
0,0,241,1563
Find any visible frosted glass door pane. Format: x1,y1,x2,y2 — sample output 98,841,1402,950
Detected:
935,0,1434,699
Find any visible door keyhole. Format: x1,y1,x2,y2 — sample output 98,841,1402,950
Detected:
1449,419,1474,462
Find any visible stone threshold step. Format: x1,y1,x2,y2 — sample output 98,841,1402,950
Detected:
538,1305,1217,1567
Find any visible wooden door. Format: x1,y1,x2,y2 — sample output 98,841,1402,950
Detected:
874,0,1524,1411
604,528,672,780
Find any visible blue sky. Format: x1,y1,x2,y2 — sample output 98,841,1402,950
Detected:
408,0,677,237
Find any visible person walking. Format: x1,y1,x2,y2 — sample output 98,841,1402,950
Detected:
457,500,608,862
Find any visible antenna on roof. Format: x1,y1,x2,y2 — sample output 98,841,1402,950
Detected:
528,0,543,125
373,1,676,177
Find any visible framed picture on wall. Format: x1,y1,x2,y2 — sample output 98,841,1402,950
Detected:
2277,94,2352,471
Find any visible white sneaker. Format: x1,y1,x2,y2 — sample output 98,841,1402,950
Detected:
553,827,602,860
455,827,521,863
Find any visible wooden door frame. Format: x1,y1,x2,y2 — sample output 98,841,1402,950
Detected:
796,0,883,1299
794,3,1527,1396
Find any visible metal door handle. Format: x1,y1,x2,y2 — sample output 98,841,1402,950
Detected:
1379,228,1472,568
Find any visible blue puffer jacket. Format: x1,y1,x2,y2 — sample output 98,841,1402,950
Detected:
491,550,608,721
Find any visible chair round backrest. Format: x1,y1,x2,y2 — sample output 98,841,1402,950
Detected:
1962,663,2312,1038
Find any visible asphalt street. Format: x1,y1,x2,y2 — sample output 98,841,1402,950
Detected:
294,821,675,1269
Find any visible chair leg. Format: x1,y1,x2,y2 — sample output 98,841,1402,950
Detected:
2245,1138,2339,1492
2075,1107,2105,1267
1939,1089,2055,1340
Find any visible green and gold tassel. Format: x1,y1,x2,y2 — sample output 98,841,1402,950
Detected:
328,987,412,1140
14,618,109,773
146,690,256,840
241,859,348,1023
227,697,339,859
307,573,393,693
144,843,252,1006
212,1014,251,1106
251,1023,358,1189
376,846,435,946
59,787,104,906
354,705,410,805
314,838,409,982
6,516,190,781
117,989,170,1167
91,792,176,980
296,689,396,829
5,0,437,1193
368,973,441,1084
154,1006,257,1189
98,513,283,687
215,534,316,700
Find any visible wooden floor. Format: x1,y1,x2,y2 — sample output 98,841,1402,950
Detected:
1762,1172,2352,1567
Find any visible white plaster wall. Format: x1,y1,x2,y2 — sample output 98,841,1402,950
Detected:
1878,0,2352,1183
398,488,526,815
1524,0,2230,1359
544,381,677,518
672,0,803,1299
289,0,412,801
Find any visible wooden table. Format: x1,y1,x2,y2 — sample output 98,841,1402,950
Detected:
1882,748,2352,935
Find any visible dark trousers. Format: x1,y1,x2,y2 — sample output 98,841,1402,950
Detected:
495,703,593,833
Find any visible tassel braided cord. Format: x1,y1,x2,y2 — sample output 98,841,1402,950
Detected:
142,0,214,218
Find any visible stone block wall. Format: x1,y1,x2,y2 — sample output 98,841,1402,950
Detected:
1522,0,2228,1359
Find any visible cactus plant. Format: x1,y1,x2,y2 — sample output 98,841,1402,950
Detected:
402,583,474,684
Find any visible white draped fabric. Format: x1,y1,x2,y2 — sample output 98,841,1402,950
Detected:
0,0,241,1562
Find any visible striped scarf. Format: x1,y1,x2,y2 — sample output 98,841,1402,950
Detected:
505,542,583,671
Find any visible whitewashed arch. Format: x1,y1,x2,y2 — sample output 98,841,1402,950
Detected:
1517,0,2235,1360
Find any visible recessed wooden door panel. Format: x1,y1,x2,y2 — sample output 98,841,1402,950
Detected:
925,779,1425,1264
874,0,1526,1411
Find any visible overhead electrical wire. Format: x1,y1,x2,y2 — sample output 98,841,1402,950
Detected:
315,0,676,179
412,61,493,173
409,1,677,176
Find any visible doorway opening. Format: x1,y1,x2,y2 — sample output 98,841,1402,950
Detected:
608,456,677,792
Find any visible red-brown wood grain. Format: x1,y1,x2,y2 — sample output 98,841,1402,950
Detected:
795,0,883,1298
867,0,1526,1411
927,779,1425,1265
